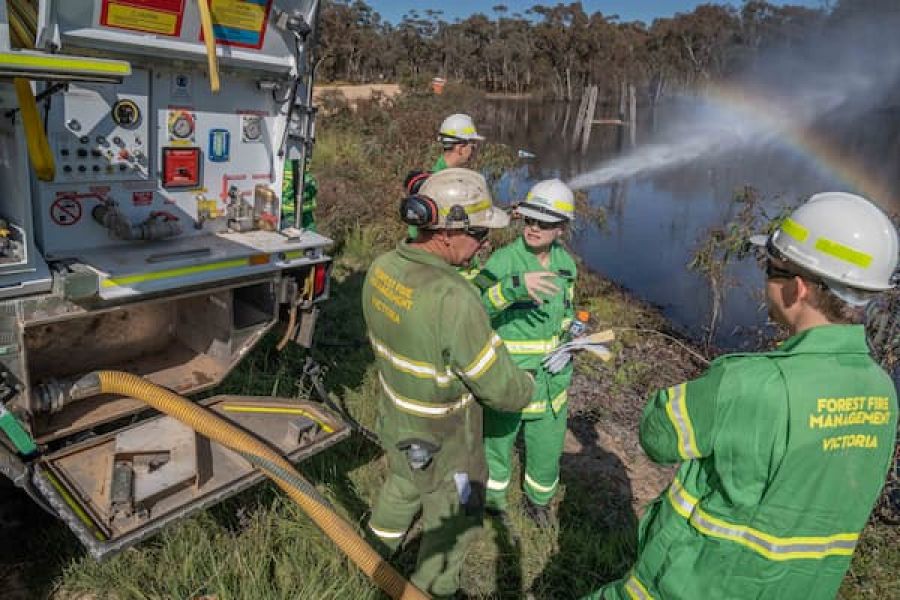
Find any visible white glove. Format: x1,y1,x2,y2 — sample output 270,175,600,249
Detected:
542,346,573,374
541,330,616,374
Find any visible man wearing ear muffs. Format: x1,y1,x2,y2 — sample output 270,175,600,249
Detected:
362,168,534,598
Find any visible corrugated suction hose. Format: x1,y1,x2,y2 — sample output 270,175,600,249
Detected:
71,371,427,600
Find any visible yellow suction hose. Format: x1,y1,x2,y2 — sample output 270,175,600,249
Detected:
71,371,427,600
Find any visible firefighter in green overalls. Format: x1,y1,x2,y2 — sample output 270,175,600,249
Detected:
282,159,317,231
474,179,578,527
406,114,484,242
589,192,899,600
363,168,534,598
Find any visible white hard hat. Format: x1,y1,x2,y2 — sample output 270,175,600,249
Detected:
750,192,899,304
419,168,509,229
438,114,485,143
517,179,575,223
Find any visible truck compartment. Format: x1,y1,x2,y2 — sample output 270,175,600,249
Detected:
24,280,281,442
36,395,349,559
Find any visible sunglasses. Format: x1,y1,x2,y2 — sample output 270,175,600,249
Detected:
765,260,795,280
466,226,490,242
522,217,560,230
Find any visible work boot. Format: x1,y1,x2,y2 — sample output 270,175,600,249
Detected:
524,498,552,529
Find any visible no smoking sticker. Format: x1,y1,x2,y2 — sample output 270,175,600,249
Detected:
50,197,82,226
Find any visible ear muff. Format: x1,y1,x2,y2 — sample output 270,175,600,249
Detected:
399,194,440,227
403,170,431,195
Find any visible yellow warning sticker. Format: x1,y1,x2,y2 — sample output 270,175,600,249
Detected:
102,1,185,37
208,0,271,49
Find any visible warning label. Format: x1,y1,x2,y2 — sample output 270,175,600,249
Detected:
50,197,82,226
101,0,186,37
205,0,272,49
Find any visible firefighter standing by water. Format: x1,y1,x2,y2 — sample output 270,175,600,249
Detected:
475,179,578,526
406,114,484,242
589,192,898,600
362,168,534,598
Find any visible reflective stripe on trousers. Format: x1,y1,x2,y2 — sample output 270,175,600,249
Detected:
667,478,859,561
369,523,406,539
505,337,559,355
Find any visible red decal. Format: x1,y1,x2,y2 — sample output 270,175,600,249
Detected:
133,191,154,206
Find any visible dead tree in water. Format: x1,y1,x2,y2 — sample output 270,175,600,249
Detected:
571,84,598,154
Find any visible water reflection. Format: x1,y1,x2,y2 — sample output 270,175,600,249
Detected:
483,98,899,349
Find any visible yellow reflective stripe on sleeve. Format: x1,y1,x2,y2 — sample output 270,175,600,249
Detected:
462,333,503,379
780,217,809,242
102,258,251,288
522,400,547,414
459,266,480,281
369,336,455,387
438,199,492,216
666,477,699,519
664,383,701,459
504,337,558,355
378,373,473,418
624,573,654,600
560,318,573,332
667,478,859,561
524,472,558,494
814,237,873,268
369,524,406,539
487,478,509,491
487,283,510,309
551,390,568,412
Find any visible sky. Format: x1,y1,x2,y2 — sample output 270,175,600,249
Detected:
369,1,827,25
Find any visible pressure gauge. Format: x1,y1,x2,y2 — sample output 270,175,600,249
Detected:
241,115,263,142
112,99,140,127
168,111,195,140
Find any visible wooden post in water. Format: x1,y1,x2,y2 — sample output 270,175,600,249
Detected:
580,85,598,154
628,84,637,147
571,87,590,149
616,80,627,150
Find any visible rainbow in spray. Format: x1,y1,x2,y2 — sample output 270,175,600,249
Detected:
707,83,896,211
568,84,897,212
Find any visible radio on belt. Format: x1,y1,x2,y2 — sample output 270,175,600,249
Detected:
162,147,201,188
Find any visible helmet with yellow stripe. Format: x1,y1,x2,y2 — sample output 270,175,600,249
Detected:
750,192,898,305
438,114,485,144
518,179,574,223
418,168,509,230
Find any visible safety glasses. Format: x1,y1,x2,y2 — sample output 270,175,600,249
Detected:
466,226,490,242
523,217,561,231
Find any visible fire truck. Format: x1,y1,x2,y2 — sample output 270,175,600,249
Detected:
0,0,352,560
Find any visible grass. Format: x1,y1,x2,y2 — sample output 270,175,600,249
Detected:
23,86,899,599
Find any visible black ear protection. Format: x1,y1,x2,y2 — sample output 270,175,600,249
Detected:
403,170,431,195
399,194,439,227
